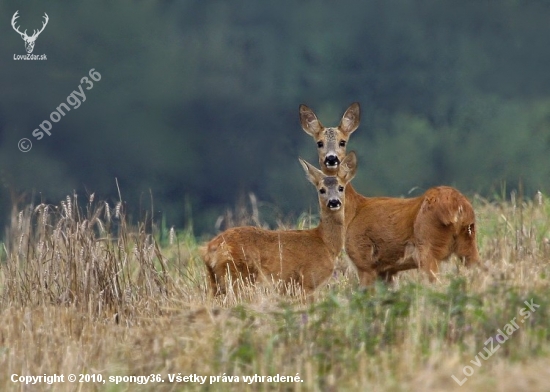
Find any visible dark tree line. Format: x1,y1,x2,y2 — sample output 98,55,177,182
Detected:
2,0,550,235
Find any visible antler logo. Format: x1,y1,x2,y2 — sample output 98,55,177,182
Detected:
11,10,49,54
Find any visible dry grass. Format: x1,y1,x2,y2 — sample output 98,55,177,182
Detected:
1,193,550,391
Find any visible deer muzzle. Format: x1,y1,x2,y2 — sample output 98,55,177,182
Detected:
327,199,342,210
324,154,340,168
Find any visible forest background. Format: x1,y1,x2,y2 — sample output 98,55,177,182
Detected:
2,0,550,235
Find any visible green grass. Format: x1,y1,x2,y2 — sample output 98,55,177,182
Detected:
1,193,550,391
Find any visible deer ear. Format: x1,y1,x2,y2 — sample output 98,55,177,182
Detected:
338,151,358,183
299,104,323,136
340,102,360,135
299,157,325,185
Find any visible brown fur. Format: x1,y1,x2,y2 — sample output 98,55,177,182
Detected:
200,154,357,295
300,103,480,285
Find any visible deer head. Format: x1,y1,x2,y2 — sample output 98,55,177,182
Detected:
11,11,49,54
300,103,361,174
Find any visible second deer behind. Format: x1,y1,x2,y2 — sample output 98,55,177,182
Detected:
299,102,480,285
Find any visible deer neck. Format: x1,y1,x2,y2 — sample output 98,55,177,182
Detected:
317,207,346,257
343,184,362,226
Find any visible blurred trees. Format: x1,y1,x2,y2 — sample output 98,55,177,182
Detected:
2,0,550,235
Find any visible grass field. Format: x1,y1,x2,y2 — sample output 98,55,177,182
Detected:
1,192,550,391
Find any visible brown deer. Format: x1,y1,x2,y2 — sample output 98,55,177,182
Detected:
200,153,357,296
299,103,480,284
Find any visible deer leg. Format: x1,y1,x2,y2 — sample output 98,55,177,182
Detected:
300,280,318,304
205,265,221,296
420,255,439,282
414,245,439,282
377,270,397,284
346,238,378,287
356,268,378,287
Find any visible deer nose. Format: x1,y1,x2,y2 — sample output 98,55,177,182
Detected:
328,199,341,209
325,155,340,167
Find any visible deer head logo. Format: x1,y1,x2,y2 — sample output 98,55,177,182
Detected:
11,11,49,54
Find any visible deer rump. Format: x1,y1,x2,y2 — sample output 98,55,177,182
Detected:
346,186,477,275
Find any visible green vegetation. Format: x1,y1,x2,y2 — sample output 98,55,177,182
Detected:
1,193,550,391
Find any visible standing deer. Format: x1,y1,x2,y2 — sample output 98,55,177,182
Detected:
200,153,357,296
299,103,480,284
11,11,49,54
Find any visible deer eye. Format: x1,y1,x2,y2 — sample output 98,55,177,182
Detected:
338,186,344,192
317,141,324,148
339,140,346,147
319,188,326,194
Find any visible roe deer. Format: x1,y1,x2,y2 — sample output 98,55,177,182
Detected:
299,102,480,284
200,153,357,296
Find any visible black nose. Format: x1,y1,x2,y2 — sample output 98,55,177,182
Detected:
328,199,341,209
325,155,340,167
